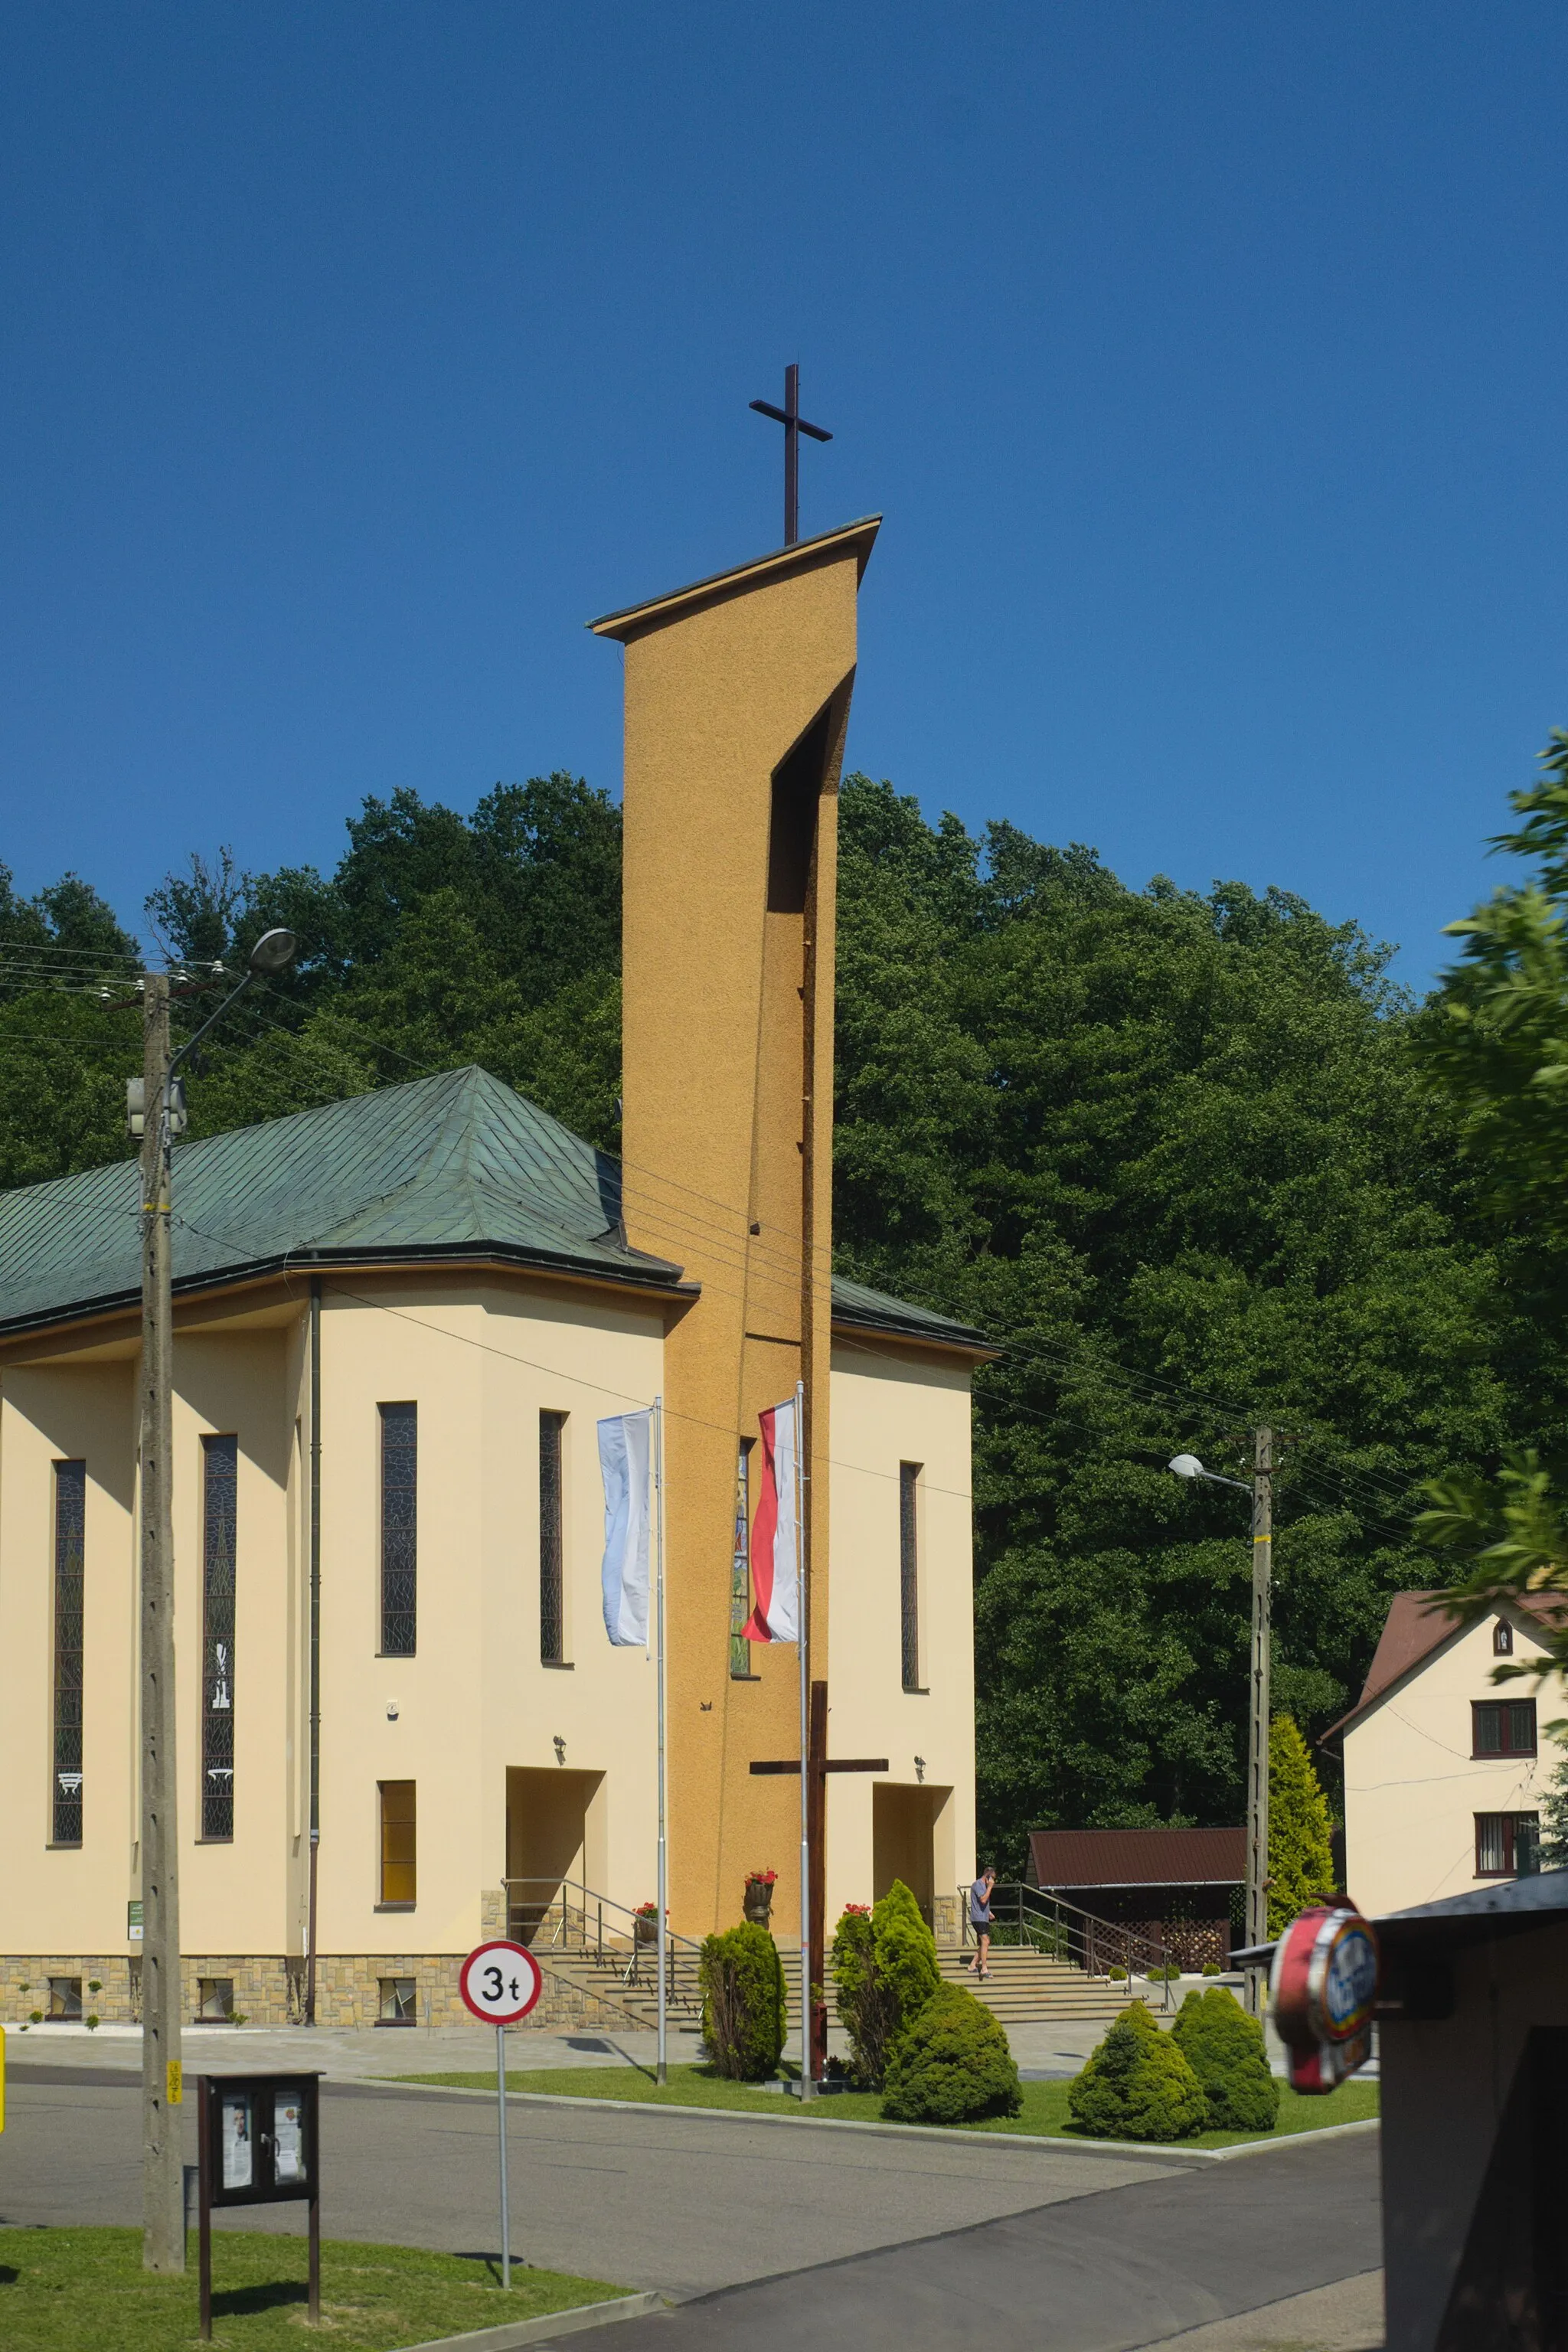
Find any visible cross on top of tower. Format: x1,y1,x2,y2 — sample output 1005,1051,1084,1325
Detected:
750,364,832,547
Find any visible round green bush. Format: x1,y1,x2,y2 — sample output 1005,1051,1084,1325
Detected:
880,1984,1021,2124
1201,1962,1222,1978
1068,2003,1207,2143
1107,1965,1129,1982
1171,1986,1279,2132
698,1923,787,2081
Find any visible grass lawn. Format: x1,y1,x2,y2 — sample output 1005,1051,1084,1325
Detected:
0,2226,626,2352
396,2061,1379,2149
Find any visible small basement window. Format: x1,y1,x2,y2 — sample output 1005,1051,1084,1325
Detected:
379,1976,417,2025
47,1975,82,2021
197,1977,235,2022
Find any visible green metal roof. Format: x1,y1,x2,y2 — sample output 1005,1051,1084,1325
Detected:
828,1272,989,1352
0,1067,987,1351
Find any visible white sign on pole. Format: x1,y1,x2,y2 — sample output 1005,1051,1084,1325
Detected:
459,1941,543,2027
459,1940,542,2290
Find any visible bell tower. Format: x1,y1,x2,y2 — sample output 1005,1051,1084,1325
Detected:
590,515,879,1933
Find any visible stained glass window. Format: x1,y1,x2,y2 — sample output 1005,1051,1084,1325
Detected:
730,1442,753,1676
380,1404,417,1655
202,1436,238,1840
540,1411,566,1664
900,1462,922,1692
51,1461,86,1844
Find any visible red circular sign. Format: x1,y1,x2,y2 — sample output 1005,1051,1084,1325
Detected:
1269,1903,1379,2093
459,1940,543,2026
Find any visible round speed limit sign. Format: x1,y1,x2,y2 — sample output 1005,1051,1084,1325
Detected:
459,1940,543,2027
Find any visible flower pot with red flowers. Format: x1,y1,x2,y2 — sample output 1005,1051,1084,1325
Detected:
743,1870,778,1926
633,1901,660,1947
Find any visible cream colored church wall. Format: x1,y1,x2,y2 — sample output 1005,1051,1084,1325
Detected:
0,1362,139,1960
0,1332,304,1970
1342,1608,1553,1917
313,1275,663,1961
825,1341,977,1938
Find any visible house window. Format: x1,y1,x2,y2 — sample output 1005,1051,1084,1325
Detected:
1475,1812,1540,1877
379,1779,416,1904
51,1461,87,1844
730,1441,755,1677
540,1410,567,1664
379,1404,417,1655
1472,1699,1537,1757
198,1976,235,2021
201,1436,238,1840
379,1975,417,2024
900,1462,923,1692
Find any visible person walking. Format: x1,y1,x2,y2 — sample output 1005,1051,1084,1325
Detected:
966,1865,997,1980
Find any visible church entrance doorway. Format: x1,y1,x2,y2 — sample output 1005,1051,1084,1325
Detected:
505,1766,605,1947
872,1782,951,1928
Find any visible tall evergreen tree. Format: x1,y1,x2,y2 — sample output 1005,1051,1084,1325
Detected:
1266,1717,1336,1934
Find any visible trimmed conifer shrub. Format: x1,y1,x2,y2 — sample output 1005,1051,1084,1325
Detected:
881,1984,1022,2124
831,1906,899,2089
872,1879,943,2072
699,1923,787,2080
1171,1986,1279,2131
1268,1716,1337,1936
1067,2002,1206,2143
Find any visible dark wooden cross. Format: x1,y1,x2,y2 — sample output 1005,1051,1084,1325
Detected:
750,364,833,547
752,1678,886,2084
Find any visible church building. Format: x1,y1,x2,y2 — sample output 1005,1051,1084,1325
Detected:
0,518,985,2027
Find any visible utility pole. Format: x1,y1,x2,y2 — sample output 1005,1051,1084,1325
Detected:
132,929,296,2271
139,970,185,2271
1244,1426,1273,2018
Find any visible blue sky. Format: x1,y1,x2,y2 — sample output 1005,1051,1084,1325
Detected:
2,3,1564,983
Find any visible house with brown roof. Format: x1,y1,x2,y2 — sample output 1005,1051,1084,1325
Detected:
1322,1590,1559,1918
1026,1826,1246,1971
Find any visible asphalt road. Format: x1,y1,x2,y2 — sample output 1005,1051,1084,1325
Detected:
0,2066,1193,2299
598,2132,1384,2352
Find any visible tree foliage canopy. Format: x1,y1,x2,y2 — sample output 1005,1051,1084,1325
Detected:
5,758,1555,1865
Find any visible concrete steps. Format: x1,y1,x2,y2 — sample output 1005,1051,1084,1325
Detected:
527,1936,1147,2037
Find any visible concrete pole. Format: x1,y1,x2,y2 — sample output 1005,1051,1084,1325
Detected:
1244,1426,1273,2017
139,971,185,2270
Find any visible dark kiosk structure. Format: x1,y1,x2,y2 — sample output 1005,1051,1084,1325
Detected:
1240,1871,1568,2350
1374,1872,1568,2351
197,2073,321,2337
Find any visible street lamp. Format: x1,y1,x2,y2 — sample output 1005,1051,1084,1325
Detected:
136,927,296,2273
1169,1432,1274,2014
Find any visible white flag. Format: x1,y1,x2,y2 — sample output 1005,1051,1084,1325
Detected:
599,1409,653,1645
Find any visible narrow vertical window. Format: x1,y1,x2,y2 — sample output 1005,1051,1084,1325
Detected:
51,1461,86,1844
380,1403,417,1655
540,1410,567,1664
730,1442,754,1677
900,1462,922,1693
201,1435,238,1840
379,1779,416,1903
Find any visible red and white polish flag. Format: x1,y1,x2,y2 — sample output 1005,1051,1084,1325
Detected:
742,1396,799,1645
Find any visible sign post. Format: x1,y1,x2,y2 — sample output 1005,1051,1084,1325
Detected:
459,1939,543,2288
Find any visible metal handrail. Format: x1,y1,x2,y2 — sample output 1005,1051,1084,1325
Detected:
501,1876,708,2012
959,1883,1176,2010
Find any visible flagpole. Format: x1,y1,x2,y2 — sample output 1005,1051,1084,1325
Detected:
653,1396,668,2088
795,1377,812,2102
